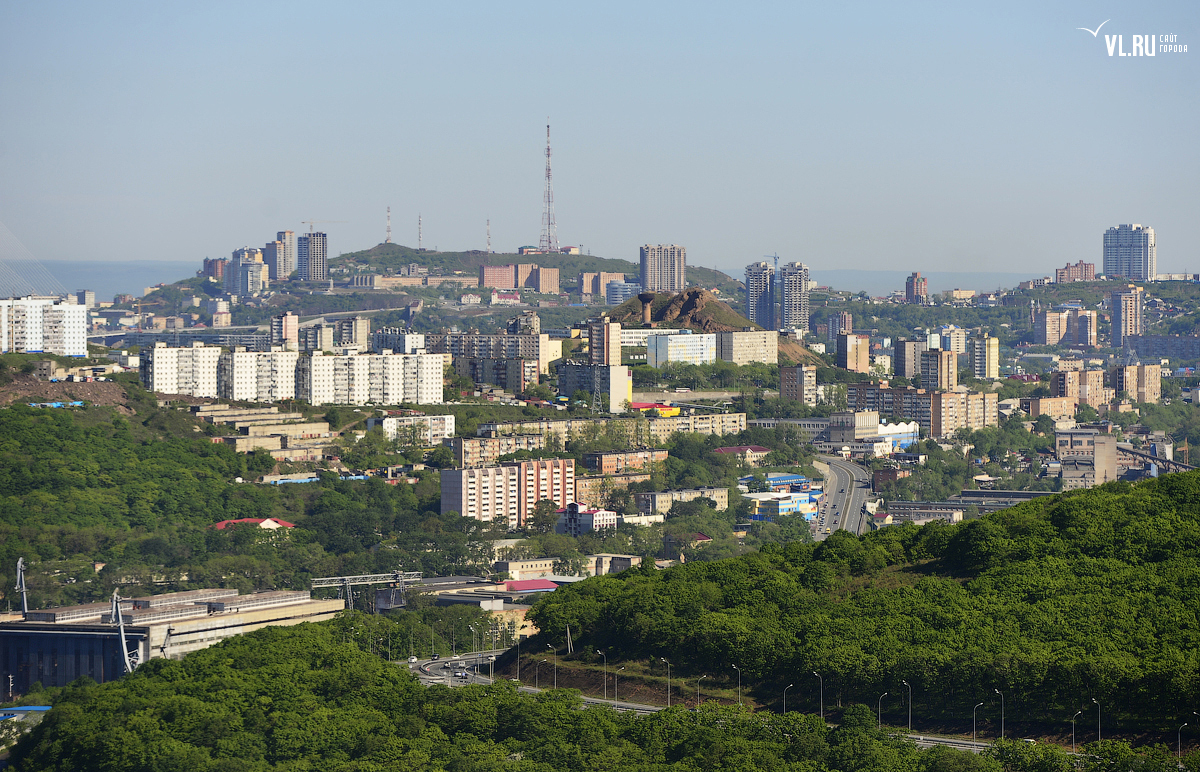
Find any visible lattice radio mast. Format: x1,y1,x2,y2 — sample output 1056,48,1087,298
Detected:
487,219,491,254
385,207,392,244
418,213,423,251
539,122,558,253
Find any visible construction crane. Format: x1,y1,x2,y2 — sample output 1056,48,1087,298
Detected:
110,591,140,674
14,558,28,618
300,219,347,233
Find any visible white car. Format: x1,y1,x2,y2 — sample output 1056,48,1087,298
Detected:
451,654,460,660
407,656,418,663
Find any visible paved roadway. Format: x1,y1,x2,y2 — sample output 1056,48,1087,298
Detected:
814,456,871,539
409,653,996,751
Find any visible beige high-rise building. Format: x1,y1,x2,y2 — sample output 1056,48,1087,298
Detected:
1111,286,1145,348
1111,363,1161,404
440,459,575,528
1051,369,1107,406
1067,309,1098,348
968,336,999,380
837,333,871,373
920,349,958,390
640,244,686,293
1035,311,1069,346
779,262,809,331
780,365,818,405
587,316,622,366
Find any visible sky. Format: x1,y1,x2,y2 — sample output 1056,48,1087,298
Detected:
1,1,1196,284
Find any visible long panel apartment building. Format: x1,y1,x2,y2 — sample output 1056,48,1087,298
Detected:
475,412,748,444
846,384,997,437
0,296,88,357
424,332,562,374
297,351,443,406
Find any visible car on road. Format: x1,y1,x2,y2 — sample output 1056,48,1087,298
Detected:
454,671,469,679
451,654,460,660
441,662,452,669
430,654,440,661
408,656,418,663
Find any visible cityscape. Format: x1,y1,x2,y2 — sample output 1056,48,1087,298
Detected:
0,3,1198,771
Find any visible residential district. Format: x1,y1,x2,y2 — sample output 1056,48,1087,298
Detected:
2,220,1196,697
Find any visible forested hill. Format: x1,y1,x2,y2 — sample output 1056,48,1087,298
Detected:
529,473,1200,731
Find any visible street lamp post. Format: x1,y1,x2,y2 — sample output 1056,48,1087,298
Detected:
733,664,742,706
536,659,547,689
516,635,521,681
697,675,707,706
973,702,985,743
813,671,824,720
1071,710,1082,753
615,666,625,702
547,644,557,689
902,680,912,731
1092,698,1100,742
468,625,477,671
662,658,672,708
1179,723,1188,760
784,684,794,715
995,689,1005,739
877,693,888,729
596,650,607,701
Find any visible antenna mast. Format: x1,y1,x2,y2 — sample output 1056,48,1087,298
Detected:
386,207,392,244
539,121,558,253
418,214,423,251
487,219,491,254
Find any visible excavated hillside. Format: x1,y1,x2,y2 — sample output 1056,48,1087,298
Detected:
608,288,760,333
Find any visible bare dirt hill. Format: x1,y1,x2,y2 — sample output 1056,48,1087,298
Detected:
608,288,759,333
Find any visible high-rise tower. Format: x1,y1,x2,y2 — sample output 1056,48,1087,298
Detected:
539,123,558,253
744,262,774,327
779,262,810,332
297,232,328,282
640,245,686,293
1103,224,1156,281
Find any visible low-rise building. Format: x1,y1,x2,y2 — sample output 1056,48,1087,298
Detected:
713,445,772,466
648,332,716,368
635,487,729,514
555,502,619,537
367,414,456,445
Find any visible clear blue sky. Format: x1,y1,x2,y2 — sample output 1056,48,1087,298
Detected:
1,1,1195,280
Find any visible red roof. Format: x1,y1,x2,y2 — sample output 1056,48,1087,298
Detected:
505,579,558,592
714,445,771,454
212,517,296,530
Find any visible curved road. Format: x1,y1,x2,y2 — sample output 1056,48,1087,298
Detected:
815,456,871,538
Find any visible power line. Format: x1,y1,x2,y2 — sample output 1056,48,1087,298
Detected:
0,221,66,296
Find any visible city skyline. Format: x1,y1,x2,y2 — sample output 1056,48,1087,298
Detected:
1,3,1196,280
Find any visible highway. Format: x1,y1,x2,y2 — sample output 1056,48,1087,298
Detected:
814,455,871,539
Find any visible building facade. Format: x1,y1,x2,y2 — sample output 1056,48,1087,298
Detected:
263,230,296,280
780,364,818,405
846,384,998,437
837,333,871,373
557,362,633,413
141,342,222,397
639,244,686,293
716,329,777,365
893,339,928,380
827,312,852,343
367,414,456,445
440,459,575,528
295,351,444,406
582,448,669,475
779,262,809,331
1111,363,1161,404
647,332,716,367
968,336,999,380
1111,286,1145,348
424,332,562,375
588,316,622,366
297,232,328,282
218,348,300,402
0,297,88,357
1055,260,1095,283
744,261,774,327
905,272,928,304
1103,224,1156,281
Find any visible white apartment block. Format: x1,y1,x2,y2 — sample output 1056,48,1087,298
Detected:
424,332,562,375
295,351,443,406
1103,224,1156,281
218,348,300,402
647,332,716,368
366,414,456,444
640,244,687,293
716,329,777,365
618,327,687,347
141,342,222,397
0,297,88,357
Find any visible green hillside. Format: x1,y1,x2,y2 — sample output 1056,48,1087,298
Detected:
528,472,1200,732
335,242,736,293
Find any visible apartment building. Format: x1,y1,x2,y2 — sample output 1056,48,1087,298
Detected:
846,384,997,437
968,336,999,380
1055,429,1118,489
893,339,928,379
556,502,619,537
1055,261,1096,283
837,333,871,373
779,262,810,331
455,357,538,393
141,342,222,397
579,271,628,297
827,312,853,343
0,296,88,357
474,412,748,445
635,487,730,514
1103,224,1155,281
716,329,778,365
1111,286,1145,348
582,448,669,475
639,245,686,293
1111,364,1161,404
1051,369,1108,406
780,364,818,405
218,348,300,402
920,349,958,390
440,459,574,528
366,414,456,445
424,332,562,374
648,332,716,367
557,362,633,413
744,262,774,327
445,434,546,468
295,351,443,405
588,316,622,365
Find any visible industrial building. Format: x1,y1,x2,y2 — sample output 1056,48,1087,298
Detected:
0,588,342,693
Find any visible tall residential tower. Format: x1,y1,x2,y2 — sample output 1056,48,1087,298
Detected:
1103,224,1155,281
779,262,809,332
640,245,686,293
297,232,328,282
744,262,774,327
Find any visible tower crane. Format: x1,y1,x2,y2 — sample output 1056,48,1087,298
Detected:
300,220,346,233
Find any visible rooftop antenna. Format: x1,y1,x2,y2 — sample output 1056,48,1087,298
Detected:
539,121,558,253
385,207,392,244
15,558,28,618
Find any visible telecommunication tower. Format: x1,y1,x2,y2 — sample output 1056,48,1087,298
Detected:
539,122,558,253
386,207,392,244
418,213,423,251
487,219,491,254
